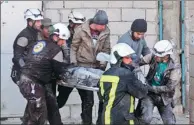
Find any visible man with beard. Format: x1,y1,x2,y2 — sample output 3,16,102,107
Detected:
117,19,151,63
11,8,43,85
18,23,70,125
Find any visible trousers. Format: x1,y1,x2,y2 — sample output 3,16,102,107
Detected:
19,74,63,125
57,85,94,125
135,93,176,124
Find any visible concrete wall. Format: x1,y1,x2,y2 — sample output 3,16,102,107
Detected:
1,1,42,116
43,1,158,119
185,1,194,124
162,1,183,114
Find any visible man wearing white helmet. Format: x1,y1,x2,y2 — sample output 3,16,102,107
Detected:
99,43,148,124
55,11,86,103
11,8,43,85
66,11,85,47
135,40,181,124
18,23,70,125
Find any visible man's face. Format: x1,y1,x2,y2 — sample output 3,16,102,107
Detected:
57,39,66,46
122,56,133,65
155,56,162,62
42,26,50,38
33,20,42,30
90,23,106,32
155,55,169,63
133,32,145,40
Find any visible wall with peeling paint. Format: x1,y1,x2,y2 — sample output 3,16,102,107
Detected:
1,1,42,116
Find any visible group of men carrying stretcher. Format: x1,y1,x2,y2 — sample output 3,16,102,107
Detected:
10,8,181,125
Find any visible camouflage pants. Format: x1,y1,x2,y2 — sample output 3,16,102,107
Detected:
18,74,63,125
135,94,176,124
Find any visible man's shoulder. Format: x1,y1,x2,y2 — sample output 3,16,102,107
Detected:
16,27,29,38
117,31,132,44
104,67,133,76
74,24,84,33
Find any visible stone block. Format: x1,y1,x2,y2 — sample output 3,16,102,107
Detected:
97,8,121,21
186,72,190,84
70,104,82,118
110,35,119,47
189,99,194,123
146,9,157,22
190,33,194,54
60,9,72,23
109,22,132,35
147,22,157,35
163,1,173,9
59,106,70,119
186,1,194,10
144,35,157,48
44,1,64,9
82,1,109,8
122,9,145,21
133,1,157,9
64,1,83,8
173,105,183,115
187,10,194,31
189,77,194,100
189,55,194,77
72,9,96,20
44,10,60,23
108,1,133,8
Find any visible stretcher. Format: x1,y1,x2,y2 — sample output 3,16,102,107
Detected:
57,80,99,92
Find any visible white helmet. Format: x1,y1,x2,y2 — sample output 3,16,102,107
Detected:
153,40,173,57
24,8,43,20
110,43,135,64
68,11,86,24
51,23,70,40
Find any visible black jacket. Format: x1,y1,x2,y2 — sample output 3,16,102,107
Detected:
99,66,148,125
22,39,69,85
12,26,38,68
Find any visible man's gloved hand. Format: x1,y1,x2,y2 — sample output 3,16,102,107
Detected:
96,61,107,71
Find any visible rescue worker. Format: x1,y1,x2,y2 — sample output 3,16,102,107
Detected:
99,43,149,125
18,23,71,125
39,18,52,40
11,8,43,84
135,40,181,124
70,10,111,125
117,18,151,63
55,11,86,101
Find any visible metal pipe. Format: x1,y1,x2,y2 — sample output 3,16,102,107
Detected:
158,0,163,40
180,0,186,110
